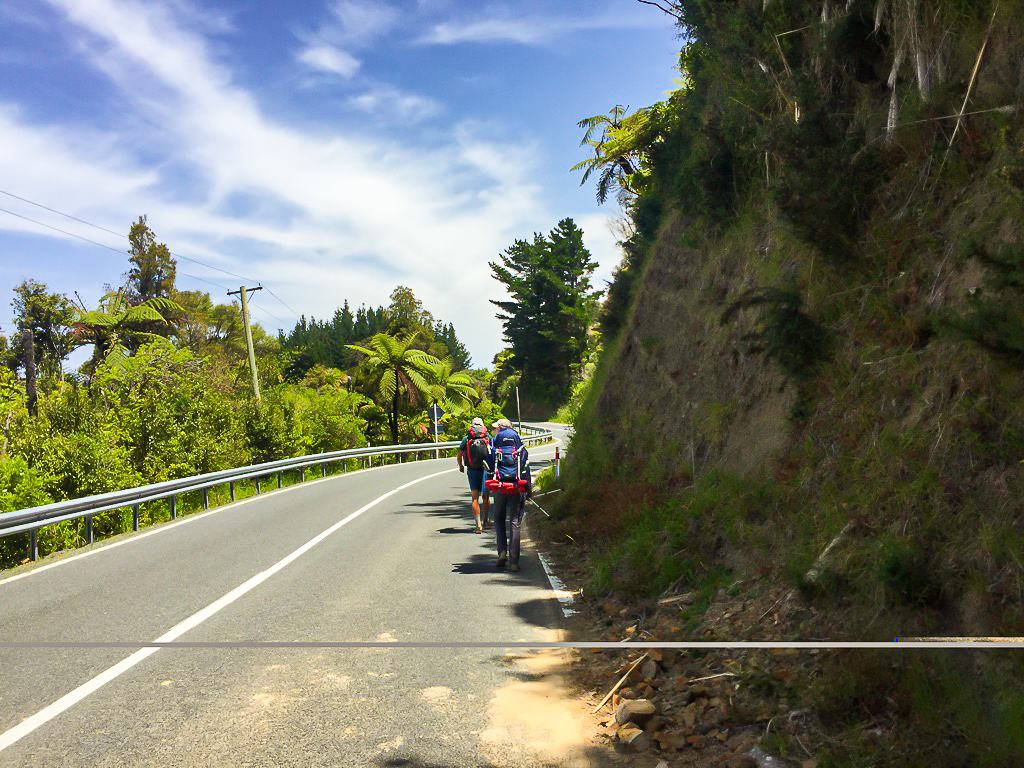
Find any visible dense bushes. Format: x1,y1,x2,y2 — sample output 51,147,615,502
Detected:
0,340,374,568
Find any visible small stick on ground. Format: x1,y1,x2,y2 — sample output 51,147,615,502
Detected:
591,653,648,714
757,589,794,622
688,672,739,683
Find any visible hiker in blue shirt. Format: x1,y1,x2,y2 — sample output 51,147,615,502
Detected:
485,418,531,572
457,417,491,533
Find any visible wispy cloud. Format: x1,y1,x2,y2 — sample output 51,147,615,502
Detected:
327,0,399,47
1,0,550,361
419,17,548,45
348,85,440,122
418,8,665,46
297,44,360,78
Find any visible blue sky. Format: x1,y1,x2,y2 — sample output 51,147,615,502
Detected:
0,0,682,368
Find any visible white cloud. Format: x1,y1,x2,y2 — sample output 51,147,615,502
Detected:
418,8,666,46
419,17,547,45
297,44,360,78
574,211,627,291
328,0,399,47
0,0,555,363
348,85,440,122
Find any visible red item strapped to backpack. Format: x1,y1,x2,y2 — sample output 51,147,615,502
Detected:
485,477,530,494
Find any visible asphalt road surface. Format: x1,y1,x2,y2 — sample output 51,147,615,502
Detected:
0,424,610,767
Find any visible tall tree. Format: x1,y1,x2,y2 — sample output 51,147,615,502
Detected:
127,215,177,301
345,332,439,444
387,285,434,337
490,219,600,401
11,279,74,385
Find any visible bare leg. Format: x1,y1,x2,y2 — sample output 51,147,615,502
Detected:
471,490,482,532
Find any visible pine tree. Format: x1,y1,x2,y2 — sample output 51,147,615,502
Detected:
489,218,599,402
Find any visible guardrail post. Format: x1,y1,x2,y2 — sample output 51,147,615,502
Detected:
322,462,326,478
85,515,93,545
170,494,177,519
277,471,282,489
255,477,261,495
300,467,304,482
133,503,140,531
202,489,209,510
230,481,235,502
29,529,38,562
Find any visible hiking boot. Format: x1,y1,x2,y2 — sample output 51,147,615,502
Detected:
508,562,520,573
496,552,507,568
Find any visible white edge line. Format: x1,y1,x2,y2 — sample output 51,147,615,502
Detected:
536,549,578,618
0,466,456,753
524,438,575,616
0,459,441,588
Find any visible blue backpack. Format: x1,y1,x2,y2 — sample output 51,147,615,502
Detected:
489,428,529,493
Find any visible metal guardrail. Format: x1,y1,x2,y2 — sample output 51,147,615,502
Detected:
0,426,554,563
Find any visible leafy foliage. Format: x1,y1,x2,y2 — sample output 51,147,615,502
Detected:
10,280,75,384
72,290,183,373
490,218,600,408
346,332,440,444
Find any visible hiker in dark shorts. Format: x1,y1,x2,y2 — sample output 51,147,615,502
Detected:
486,418,531,572
457,417,492,534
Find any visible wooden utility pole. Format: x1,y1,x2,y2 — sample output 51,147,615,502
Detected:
227,285,263,403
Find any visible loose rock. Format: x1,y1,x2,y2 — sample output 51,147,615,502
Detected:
615,698,658,727
616,723,651,753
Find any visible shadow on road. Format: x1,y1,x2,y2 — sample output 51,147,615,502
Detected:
451,554,500,575
510,596,562,630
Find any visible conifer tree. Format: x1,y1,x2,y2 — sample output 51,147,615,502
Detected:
490,218,600,401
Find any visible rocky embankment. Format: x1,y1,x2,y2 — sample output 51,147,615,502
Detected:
537,527,831,768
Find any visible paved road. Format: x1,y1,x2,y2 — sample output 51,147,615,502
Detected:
0,425,608,767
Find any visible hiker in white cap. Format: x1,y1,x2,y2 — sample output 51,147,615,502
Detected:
485,417,530,572
457,416,492,533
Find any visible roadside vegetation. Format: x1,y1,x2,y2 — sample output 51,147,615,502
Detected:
543,0,1024,764
1,209,601,569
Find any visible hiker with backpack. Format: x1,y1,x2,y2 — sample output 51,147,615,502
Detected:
457,417,492,534
485,417,531,572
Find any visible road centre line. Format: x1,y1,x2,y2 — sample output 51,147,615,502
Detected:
0,466,457,754
0,437,572,753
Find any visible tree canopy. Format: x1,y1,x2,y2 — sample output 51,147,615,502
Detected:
490,218,600,404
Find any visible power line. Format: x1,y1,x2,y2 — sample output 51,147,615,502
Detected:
263,287,300,318
179,272,231,292
0,206,129,256
0,189,259,284
247,296,288,327
0,189,304,323
0,206,232,296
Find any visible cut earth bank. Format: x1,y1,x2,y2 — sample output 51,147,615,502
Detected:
525,514,845,768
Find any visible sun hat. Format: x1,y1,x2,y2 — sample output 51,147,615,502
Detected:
471,417,485,430
493,417,513,429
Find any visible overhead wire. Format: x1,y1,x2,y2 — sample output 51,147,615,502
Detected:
1,206,233,298
246,296,289,328
0,188,260,285
0,189,303,325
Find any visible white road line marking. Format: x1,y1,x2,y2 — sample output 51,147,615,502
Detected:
0,467,456,753
536,549,577,617
0,460,442,588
